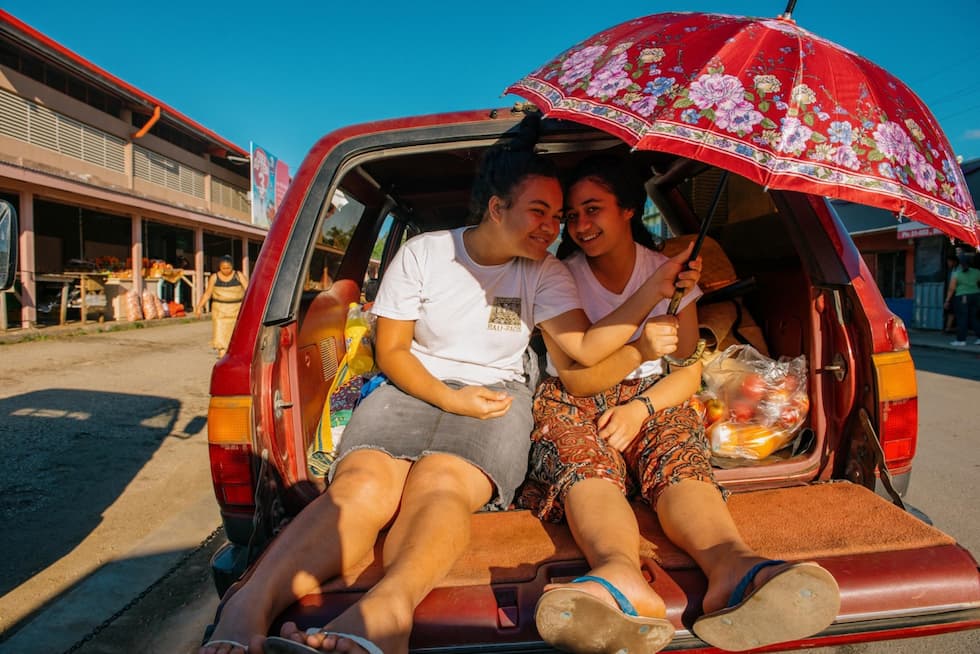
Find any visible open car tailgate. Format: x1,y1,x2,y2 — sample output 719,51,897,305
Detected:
273,481,980,652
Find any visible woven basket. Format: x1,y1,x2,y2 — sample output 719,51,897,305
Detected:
661,234,737,292
661,234,768,356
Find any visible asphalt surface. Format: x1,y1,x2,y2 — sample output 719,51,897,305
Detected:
0,317,221,653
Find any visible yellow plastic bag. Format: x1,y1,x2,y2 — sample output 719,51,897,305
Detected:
309,303,376,475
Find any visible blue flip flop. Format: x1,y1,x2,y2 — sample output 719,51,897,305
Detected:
534,574,674,653
692,560,840,651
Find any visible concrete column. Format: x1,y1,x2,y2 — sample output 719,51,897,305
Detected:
194,227,204,309
131,215,143,296
18,191,36,328
241,237,249,278
121,108,135,190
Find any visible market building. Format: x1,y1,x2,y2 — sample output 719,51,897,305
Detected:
831,158,980,331
0,10,264,330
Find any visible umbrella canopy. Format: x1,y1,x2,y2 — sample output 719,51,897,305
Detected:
507,11,980,247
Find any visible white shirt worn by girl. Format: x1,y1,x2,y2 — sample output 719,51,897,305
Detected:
546,241,702,380
372,227,582,387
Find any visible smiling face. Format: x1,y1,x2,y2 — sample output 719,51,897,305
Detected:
489,174,563,261
564,177,634,258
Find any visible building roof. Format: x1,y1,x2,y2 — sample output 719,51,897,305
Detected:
0,9,249,159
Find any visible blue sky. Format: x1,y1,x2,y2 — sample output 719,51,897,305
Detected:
6,1,980,172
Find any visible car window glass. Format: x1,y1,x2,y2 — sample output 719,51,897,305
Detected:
307,192,365,290
365,213,408,302
642,197,672,240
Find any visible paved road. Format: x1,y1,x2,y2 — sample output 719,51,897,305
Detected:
798,345,980,654
2,329,978,653
0,319,221,653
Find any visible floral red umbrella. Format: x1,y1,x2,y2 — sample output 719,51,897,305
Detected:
506,9,980,247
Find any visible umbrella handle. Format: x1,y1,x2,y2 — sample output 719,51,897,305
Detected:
663,338,706,368
781,0,798,19
666,170,729,316
662,169,729,370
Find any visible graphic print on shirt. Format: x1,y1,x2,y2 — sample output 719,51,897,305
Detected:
488,297,522,331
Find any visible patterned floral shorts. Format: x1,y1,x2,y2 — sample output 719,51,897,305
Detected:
517,375,723,523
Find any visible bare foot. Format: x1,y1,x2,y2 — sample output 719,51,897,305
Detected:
544,561,666,619
199,591,269,654
278,588,414,654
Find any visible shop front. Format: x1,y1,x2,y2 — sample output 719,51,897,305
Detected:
1,182,264,328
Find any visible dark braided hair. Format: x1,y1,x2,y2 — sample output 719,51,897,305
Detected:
556,155,659,259
469,114,558,222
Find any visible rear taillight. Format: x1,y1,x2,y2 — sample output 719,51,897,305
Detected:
872,351,918,473
207,396,255,508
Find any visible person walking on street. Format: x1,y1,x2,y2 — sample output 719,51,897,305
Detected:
945,252,980,346
195,255,248,357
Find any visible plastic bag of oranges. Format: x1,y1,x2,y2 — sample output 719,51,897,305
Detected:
696,344,808,460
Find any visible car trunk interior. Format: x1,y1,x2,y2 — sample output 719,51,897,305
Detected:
256,116,980,648
286,119,850,499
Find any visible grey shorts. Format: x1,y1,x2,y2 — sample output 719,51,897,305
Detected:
329,379,534,509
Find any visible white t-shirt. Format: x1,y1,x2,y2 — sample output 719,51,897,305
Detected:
371,227,582,386
546,242,702,380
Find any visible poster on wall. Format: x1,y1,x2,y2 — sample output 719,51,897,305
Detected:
250,142,290,227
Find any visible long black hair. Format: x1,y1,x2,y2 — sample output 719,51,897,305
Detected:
557,155,659,259
469,114,558,222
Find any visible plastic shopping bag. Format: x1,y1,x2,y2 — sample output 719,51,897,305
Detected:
698,344,809,460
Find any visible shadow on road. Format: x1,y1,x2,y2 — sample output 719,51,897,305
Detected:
0,539,223,653
0,389,180,597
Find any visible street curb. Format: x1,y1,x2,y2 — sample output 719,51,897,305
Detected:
912,341,980,354
909,330,980,355
0,315,205,346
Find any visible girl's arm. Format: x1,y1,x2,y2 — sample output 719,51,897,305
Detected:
547,303,702,451
539,244,698,367
238,271,249,291
595,304,703,451
374,316,513,420
545,314,679,396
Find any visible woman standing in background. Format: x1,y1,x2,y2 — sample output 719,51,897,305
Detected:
195,255,248,357
945,252,980,346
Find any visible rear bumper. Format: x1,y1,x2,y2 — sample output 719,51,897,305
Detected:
334,609,980,653
876,470,911,498
660,608,980,652
210,540,249,598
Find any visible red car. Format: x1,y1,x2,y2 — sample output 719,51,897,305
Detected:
201,108,980,651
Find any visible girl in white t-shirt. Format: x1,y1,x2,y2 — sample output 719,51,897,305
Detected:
201,121,701,654
520,156,839,653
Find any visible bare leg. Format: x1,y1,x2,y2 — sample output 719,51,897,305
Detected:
655,479,771,614
282,453,494,654
200,450,410,654
551,478,666,617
